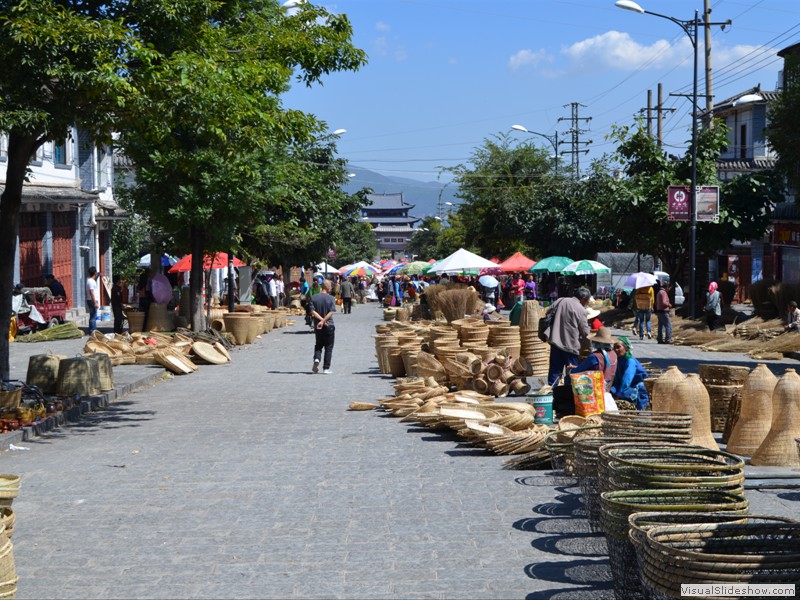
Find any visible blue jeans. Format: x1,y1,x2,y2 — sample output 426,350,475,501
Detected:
637,309,652,338
656,311,672,343
547,345,579,386
87,301,98,332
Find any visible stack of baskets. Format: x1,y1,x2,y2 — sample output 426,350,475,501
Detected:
517,300,550,378
600,488,749,600
637,518,800,598
487,324,521,359
698,363,749,434
0,475,20,598
543,416,602,482
600,411,693,443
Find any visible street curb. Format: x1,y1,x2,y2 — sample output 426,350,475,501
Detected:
0,368,167,449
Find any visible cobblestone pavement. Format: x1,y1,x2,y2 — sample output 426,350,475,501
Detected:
3,307,798,599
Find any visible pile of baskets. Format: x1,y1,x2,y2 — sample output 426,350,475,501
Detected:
698,363,749,434
0,475,20,598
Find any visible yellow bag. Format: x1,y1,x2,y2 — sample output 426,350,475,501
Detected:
570,371,606,417
8,317,16,342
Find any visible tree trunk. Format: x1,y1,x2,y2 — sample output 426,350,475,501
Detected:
0,133,41,380
189,225,206,332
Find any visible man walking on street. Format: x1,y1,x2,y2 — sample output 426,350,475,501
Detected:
634,284,654,340
545,287,592,386
339,277,355,314
310,279,336,374
86,266,101,333
655,281,672,344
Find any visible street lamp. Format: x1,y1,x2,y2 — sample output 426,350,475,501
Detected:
614,0,730,319
511,125,560,172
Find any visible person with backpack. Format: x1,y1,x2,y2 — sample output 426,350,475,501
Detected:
543,287,592,386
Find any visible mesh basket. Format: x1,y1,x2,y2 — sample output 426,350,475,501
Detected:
641,519,800,599
600,489,748,600
544,425,600,485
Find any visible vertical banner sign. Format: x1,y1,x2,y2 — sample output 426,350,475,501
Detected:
696,186,720,221
668,185,720,222
668,185,690,221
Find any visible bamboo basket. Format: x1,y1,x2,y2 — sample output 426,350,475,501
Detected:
600,489,749,600
750,367,800,466
640,520,800,599
650,366,684,412
727,364,777,455
669,375,719,450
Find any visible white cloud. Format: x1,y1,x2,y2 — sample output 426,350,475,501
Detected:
448,57,458,65
508,49,552,71
394,47,408,62
562,31,687,71
373,35,388,57
375,21,390,32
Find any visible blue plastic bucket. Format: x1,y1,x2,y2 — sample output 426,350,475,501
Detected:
529,392,554,425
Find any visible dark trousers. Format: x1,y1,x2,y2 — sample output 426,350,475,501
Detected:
547,345,579,386
656,311,672,343
342,297,352,314
113,306,124,334
314,326,335,370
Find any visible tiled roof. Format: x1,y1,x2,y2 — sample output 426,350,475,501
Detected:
707,86,779,114
364,216,420,225
372,226,416,233
716,157,777,170
366,192,415,211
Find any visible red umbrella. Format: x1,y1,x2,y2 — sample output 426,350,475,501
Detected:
169,252,246,273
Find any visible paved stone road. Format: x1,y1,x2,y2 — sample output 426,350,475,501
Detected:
4,307,799,599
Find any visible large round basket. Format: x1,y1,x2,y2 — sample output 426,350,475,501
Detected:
125,310,145,333
222,314,251,345
600,489,749,600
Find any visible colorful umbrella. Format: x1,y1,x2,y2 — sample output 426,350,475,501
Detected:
386,262,408,275
398,261,431,275
169,252,246,273
560,259,611,276
623,272,658,289
342,261,380,277
529,256,574,274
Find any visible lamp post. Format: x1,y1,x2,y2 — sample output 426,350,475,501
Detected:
511,124,560,172
614,0,729,319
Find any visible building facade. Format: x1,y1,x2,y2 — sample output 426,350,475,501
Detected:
1,127,122,308
361,192,420,258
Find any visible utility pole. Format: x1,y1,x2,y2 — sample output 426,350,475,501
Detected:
640,84,675,148
704,0,715,124
558,102,591,179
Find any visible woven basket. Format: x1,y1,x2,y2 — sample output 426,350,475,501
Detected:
751,367,800,466
727,363,777,456
669,374,719,450
544,425,601,483
0,389,21,415
125,310,145,333
627,511,755,598
0,531,15,598
25,353,67,395
223,314,251,346
650,366,685,412
56,356,101,397
0,477,20,511
704,383,743,433
84,352,115,391
698,363,750,386
600,488,749,600
600,411,693,442
0,510,14,541
640,520,800,598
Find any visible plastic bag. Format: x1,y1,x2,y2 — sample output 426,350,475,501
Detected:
570,371,606,417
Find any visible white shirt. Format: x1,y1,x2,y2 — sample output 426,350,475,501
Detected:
86,276,100,306
267,278,277,296
276,279,285,295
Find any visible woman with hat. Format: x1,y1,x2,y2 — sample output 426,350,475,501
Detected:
569,326,618,390
481,303,500,322
610,335,650,410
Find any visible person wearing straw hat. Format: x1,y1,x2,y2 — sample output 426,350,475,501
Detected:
585,306,602,331
610,335,650,410
481,303,501,322
309,279,336,374
569,326,618,390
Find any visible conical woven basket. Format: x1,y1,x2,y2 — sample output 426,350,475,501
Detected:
727,363,777,456
651,366,684,412
223,313,251,345
750,367,800,466
669,374,719,450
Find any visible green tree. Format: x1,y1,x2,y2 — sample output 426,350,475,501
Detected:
0,0,134,378
607,119,778,287
405,216,443,261
332,221,378,266
110,214,159,282
116,0,367,328
766,54,800,193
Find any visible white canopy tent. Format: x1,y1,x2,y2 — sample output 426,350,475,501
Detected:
430,248,498,274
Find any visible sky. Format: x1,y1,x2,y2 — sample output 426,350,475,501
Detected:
283,0,800,190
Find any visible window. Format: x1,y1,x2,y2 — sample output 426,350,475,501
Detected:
54,140,68,166
740,124,747,160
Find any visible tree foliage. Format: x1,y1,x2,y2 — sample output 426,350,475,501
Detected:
766,54,800,193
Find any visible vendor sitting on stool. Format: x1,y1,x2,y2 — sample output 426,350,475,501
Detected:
610,335,650,410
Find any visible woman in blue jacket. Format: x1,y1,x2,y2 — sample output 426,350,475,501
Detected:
610,335,650,409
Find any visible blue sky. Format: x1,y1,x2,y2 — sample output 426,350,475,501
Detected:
284,0,798,188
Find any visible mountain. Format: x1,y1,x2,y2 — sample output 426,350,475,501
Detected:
342,165,460,219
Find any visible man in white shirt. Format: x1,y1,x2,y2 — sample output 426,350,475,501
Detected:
267,275,278,309
275,274,285,307
86,266,101,332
